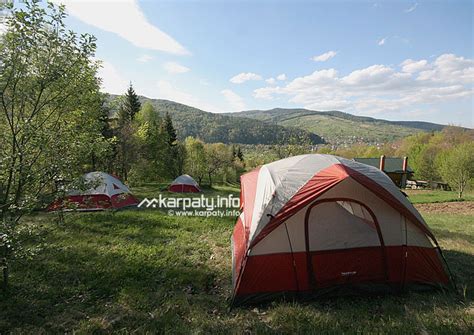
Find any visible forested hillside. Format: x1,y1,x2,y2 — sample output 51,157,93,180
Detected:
108,97,325,145
230,108,451,144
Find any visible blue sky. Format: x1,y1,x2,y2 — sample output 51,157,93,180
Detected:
51,1,473,127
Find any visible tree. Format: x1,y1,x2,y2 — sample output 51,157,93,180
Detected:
0,1,104,288
118,83,141,125
272,135,312,159
236,146,244,162
174,142,187,177
205,143,234,186
396,132,438,180
130,102,168,182
184,137,207,184
164,112,177,146
115,84,141,181
162,112,180,177
91,94,114,171
436,142,474,198
415,145,441,181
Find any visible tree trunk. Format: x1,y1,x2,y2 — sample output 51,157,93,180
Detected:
2,260,8,291
91,152,96,171
208,172,212,187
1,244,7,291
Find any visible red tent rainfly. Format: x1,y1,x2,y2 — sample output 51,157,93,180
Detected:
168,174,201,193
48,172,139,211
231,154,451,305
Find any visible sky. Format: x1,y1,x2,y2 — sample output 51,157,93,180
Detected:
44,1,474,127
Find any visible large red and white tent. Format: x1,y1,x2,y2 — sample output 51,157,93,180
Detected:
168,174,201,193
48,172,139,211
232,154,451,305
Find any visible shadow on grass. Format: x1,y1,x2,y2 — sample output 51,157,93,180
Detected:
443,249,474,301
1,210,472,334
432,229,474,244
0,235,222,333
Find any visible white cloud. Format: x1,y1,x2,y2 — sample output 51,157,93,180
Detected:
266,77,277,85
378,37,387,46
417,54,474,84
405,3,418,13
266,74,286,84
341,65,403,87
163,61,190,74
97,60,129,95
221,89,246,111
400,59,428,73
253,53,474,116
311,51,337,62
230,72,262,84
137,54,153,63
53,0,189,55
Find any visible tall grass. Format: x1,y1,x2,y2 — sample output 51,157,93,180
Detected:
0,186,472,334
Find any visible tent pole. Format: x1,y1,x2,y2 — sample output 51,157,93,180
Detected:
284,222,300,293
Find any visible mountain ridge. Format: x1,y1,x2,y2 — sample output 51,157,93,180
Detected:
109,96,325,145
230,108,449,130
109,94,466,145
225,108,462,144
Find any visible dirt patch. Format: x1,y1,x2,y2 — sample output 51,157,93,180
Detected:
415,201,474,215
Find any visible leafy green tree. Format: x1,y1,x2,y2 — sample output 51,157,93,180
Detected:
396,133,437,180
174,142,187,177
436,143,474,198
415,145,441,181
91,94,115,171
115,84,141,181
205,143,234,186
131,102,168,182
0,1,104,288
272,135,313,159
115,85,142,181
184,137,207,184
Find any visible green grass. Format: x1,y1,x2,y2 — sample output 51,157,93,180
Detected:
405,189,474,204
0,186,473,334
132,183,240,200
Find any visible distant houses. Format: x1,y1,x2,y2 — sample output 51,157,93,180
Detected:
354,156,413,188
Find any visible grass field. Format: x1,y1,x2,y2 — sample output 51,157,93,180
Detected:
405,189,474,204
0,187,473,334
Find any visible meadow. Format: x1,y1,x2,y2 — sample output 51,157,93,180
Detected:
0,187,473,334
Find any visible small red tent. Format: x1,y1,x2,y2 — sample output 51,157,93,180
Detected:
231,154,451,305
48,172,138,211
168,174,201,193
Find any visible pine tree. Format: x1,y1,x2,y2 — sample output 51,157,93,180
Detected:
164,112,177,146
116,84,141,180
98,96,113,139
118,83,141,124
236,146,244,161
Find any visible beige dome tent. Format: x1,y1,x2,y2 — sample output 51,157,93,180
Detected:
48,172,138,211
232,154,451,305
168,174,201,193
